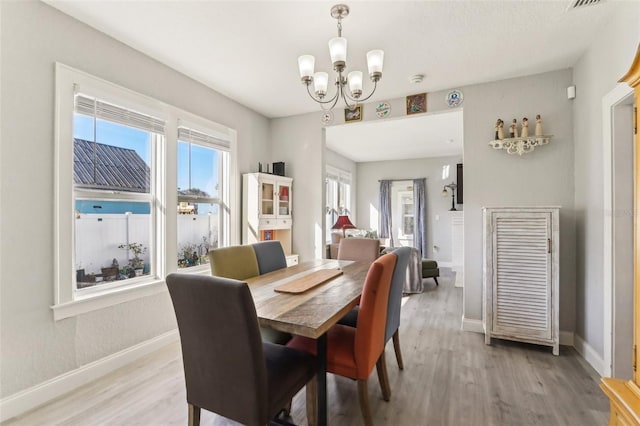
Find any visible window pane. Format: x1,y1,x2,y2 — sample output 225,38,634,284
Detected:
73,114,151,193
75,201,151,289
73,107,157,290
177,141,219,198
177,204,220,268
177,139,226,269
403,216,414,235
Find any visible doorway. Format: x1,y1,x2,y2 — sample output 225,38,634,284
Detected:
603,84,634,378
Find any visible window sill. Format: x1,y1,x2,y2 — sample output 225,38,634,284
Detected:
51,279,168,321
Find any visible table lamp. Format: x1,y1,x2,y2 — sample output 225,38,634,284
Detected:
442,182,458,211
332,215,356,238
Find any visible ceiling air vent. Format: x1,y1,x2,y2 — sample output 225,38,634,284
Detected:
568,0,603,10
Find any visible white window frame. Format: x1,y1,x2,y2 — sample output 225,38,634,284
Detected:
54,63,237,320
176,118,232,272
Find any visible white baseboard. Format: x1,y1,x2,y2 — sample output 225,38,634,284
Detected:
574,333,606,377
560,331,575,346
0,329,179,422
461,316,484,333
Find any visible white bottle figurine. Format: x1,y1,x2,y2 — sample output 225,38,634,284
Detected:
497,119,505,140
509,119,517,138
535,114,543,136
520,117,529,138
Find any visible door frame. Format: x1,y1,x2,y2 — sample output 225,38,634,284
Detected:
603,83,634,377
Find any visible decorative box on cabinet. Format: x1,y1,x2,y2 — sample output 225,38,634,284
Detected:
483,206,560,355
600,44,640,425
242,172,296,260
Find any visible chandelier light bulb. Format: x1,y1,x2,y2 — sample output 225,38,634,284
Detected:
328,37,347,71
366,49,384,81
313,72,329,98
348,71,363,98
298,55,315,81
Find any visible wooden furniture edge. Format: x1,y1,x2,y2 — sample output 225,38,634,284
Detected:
601,378,640,424
619,44,640,88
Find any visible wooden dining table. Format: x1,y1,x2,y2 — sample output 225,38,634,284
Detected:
245,258,371,426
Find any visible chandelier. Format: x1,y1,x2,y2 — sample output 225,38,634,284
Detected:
297,4,384,111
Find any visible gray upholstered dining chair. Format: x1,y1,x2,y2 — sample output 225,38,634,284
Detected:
338,246,411,395
336,238,380,263
166,273,317,426
252,240,288,274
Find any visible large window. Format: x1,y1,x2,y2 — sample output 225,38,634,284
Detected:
176,126,230,269
73,95,162,290
391,181,414,247
326,166,352,242
54,64,236,320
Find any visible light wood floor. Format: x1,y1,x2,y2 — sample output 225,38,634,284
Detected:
4,269,609,426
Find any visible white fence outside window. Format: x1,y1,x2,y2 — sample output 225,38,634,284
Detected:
75,213,217,276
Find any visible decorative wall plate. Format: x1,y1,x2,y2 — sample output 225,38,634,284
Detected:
446,90,463,108
375,101,391,118
321,110,333,125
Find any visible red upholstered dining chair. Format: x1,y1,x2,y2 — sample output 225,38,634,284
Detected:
337,238,380,263
287,253,397,426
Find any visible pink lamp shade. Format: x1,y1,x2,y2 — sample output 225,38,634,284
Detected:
332,215,356,237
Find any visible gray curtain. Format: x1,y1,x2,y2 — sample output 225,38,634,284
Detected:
379,180,394,247
413,178,428,257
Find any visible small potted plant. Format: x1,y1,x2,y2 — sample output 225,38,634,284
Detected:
178,243,197,268
118,242,147,276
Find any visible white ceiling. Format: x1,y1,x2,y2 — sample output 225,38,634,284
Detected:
326,109,463,162
46,0,613,119
45,0,614,163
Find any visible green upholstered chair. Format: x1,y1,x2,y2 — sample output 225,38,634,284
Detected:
421,259,439,285
209,245,259,280
209,244,291,345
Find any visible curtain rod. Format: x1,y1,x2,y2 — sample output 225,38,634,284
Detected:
377,178,424,182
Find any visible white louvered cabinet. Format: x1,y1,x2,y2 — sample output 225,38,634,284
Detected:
483,207,559,355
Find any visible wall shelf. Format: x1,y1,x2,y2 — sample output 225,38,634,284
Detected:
489,135,552,156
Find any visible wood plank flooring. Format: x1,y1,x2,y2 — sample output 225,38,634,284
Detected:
3,269,609,425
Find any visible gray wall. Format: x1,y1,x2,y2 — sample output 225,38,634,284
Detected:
270,113,325,261
573,2,640,358
0,1,269,397
356,156,462,262
458,69,576,332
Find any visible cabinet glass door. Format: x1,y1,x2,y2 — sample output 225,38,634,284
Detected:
261,182,274,215
277,183,291,217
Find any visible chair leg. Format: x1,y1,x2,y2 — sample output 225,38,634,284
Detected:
357,379,374,426
188,404,201,426
376,352,391,401
282,400,292,417
306,375,318,426
434,276,439,286
392,329,404,370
